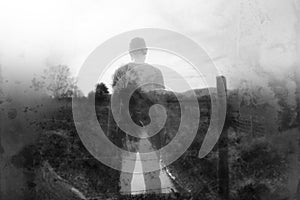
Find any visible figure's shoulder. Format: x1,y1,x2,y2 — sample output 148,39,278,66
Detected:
114,62,163,81
116,63,133,73
113,63,136,80
134,63,163,74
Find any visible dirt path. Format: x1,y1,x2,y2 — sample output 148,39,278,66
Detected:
120,138,176,195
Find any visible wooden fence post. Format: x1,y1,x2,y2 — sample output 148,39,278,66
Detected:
217,76,229,200
250,115,253,137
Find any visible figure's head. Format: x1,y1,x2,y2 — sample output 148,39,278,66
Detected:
129,37,147,63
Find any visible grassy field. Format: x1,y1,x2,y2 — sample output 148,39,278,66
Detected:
2,87,298,200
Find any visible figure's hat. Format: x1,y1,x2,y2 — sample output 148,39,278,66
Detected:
129,37,147,52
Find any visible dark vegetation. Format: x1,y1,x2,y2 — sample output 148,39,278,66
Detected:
8,88,296,200
1,65,298,200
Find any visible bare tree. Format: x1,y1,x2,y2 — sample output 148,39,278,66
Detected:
45,65,74,98
32,65,82,99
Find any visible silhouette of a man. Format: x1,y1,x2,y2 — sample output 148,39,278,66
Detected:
110,37,166,194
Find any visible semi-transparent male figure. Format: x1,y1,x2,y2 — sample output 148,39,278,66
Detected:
109,37,166,194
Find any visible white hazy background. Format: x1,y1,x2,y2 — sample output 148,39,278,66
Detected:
0,0,299,97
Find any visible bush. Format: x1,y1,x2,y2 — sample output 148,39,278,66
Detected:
238,139,286,180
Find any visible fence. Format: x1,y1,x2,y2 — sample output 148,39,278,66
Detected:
231,114,266,138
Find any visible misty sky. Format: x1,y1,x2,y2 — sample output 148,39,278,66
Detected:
0,0,299,95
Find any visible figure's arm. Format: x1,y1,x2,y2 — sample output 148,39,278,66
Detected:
156,68,165,90
107,67,123,143
107,100,114,138
108,65,131,147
